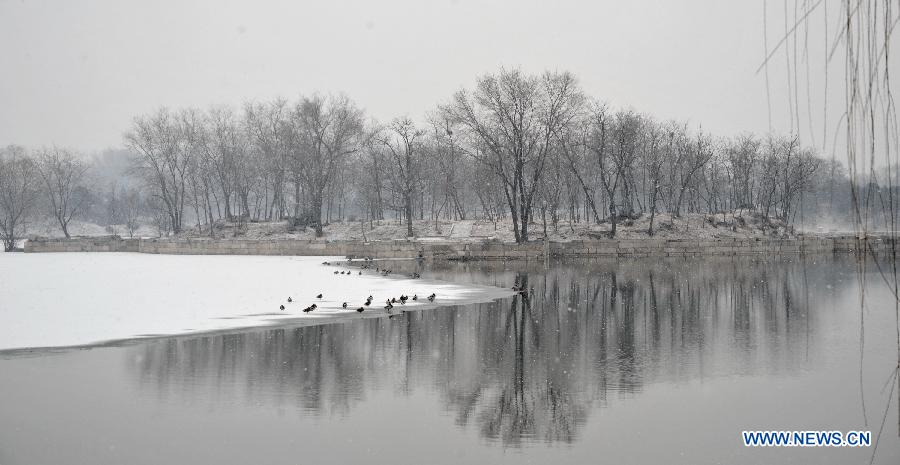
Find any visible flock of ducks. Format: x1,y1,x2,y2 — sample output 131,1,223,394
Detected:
383,293,436,311
278,258,435,315
322,258,424,279
280,291,436,314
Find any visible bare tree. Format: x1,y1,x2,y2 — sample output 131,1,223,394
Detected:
428,115,467,221
357,124,387,225
0,146,39,251
35,147,88,238
443,68,583,243
200,106,245,221
558,118,603,225
758,135,788,220
104,183,122,235
121,186,144,238
287,94,363,236
780,146,820,222
725,134,761,210
671,128,714,217
586,105,623,237
125,108,196,234
641,123,666,235
244,99,289,221
377,117,425,238
601,110,643,236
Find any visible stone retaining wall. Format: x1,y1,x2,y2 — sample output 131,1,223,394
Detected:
23,236,141,253
22,235,898,259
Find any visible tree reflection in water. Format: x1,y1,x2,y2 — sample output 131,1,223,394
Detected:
129,257,846,446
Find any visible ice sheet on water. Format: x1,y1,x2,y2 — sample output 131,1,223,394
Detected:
0,252,513,351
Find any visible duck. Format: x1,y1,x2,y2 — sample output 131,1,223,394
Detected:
356,307,364,313
322,261,330,265
427,293,436,302
412,294,418,301
340,270,346,275
358,271,362,275
342,302,348,309
279,304,285,311
316,294,323,299
287,297,292,303
391,297,397,304
334,270,339,274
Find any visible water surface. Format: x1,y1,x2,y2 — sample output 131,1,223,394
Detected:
1,256,898,464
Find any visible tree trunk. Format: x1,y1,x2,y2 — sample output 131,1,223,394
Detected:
609,200,617,238
312,189,324,237
647,182,659,236
405,195,414,238
293,175,301,219
519,210,529,243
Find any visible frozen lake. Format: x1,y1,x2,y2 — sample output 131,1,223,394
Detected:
0,252,512,351
0,255,898,464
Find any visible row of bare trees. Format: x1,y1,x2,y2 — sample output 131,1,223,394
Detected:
123,96,365,236
119,69,829,243
439,69,823,239
1,68,837,248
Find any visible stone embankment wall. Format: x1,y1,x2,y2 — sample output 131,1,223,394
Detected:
22,235,897,259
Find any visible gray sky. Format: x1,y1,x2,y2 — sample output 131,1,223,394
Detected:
0,0,854,152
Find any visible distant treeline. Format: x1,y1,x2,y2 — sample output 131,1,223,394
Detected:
0,68,879,250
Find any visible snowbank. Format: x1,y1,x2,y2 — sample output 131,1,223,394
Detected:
23,210,800,245
0,253,512,352
28,219,157,239
175,211,797,243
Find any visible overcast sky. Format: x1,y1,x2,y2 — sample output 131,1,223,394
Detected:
0,0,866,152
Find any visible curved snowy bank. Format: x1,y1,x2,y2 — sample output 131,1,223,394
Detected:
0,253,514,352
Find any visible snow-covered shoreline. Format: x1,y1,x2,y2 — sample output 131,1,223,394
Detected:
0,253,513,352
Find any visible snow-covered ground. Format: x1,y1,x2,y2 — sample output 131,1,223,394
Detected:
28,219,157,239
0,253,513,352
176,210,798,242
22,210,802,244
